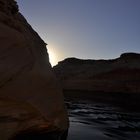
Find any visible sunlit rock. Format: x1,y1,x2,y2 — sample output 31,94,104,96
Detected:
0,0,68,139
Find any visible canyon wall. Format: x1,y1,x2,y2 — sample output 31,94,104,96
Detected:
54,53,140,93
0,0,68,139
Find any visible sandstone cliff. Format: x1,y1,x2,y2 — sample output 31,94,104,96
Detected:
0,0,68,139
53,53,140,93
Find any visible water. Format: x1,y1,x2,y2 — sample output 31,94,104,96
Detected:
66,100,140,140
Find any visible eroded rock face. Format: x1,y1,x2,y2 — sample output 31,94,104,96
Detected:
53,53,140,93
0,0,68,139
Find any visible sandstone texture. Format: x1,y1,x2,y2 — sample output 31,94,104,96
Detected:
53,53,140,93
0,0,68,139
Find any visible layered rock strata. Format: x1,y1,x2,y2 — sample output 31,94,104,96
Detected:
53,53,140,93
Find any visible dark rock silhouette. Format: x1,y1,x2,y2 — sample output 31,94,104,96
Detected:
0,0,68,139
53,53,140,93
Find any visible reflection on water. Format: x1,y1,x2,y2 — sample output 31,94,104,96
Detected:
66,100,140,140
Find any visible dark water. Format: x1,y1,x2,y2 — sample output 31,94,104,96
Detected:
66,100,140,140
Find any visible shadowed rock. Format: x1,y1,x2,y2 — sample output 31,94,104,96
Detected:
0,0,68,139
53,53,140,93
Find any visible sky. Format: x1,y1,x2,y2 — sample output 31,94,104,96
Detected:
17,0,140,66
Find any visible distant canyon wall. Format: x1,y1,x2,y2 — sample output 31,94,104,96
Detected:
53,53,140,93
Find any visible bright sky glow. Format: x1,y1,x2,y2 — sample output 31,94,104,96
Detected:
17,0,140,66
47,46,58,66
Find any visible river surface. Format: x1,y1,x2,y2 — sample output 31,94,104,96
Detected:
66,100,140,140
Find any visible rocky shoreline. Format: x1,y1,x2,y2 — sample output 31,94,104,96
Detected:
64,89,140,111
